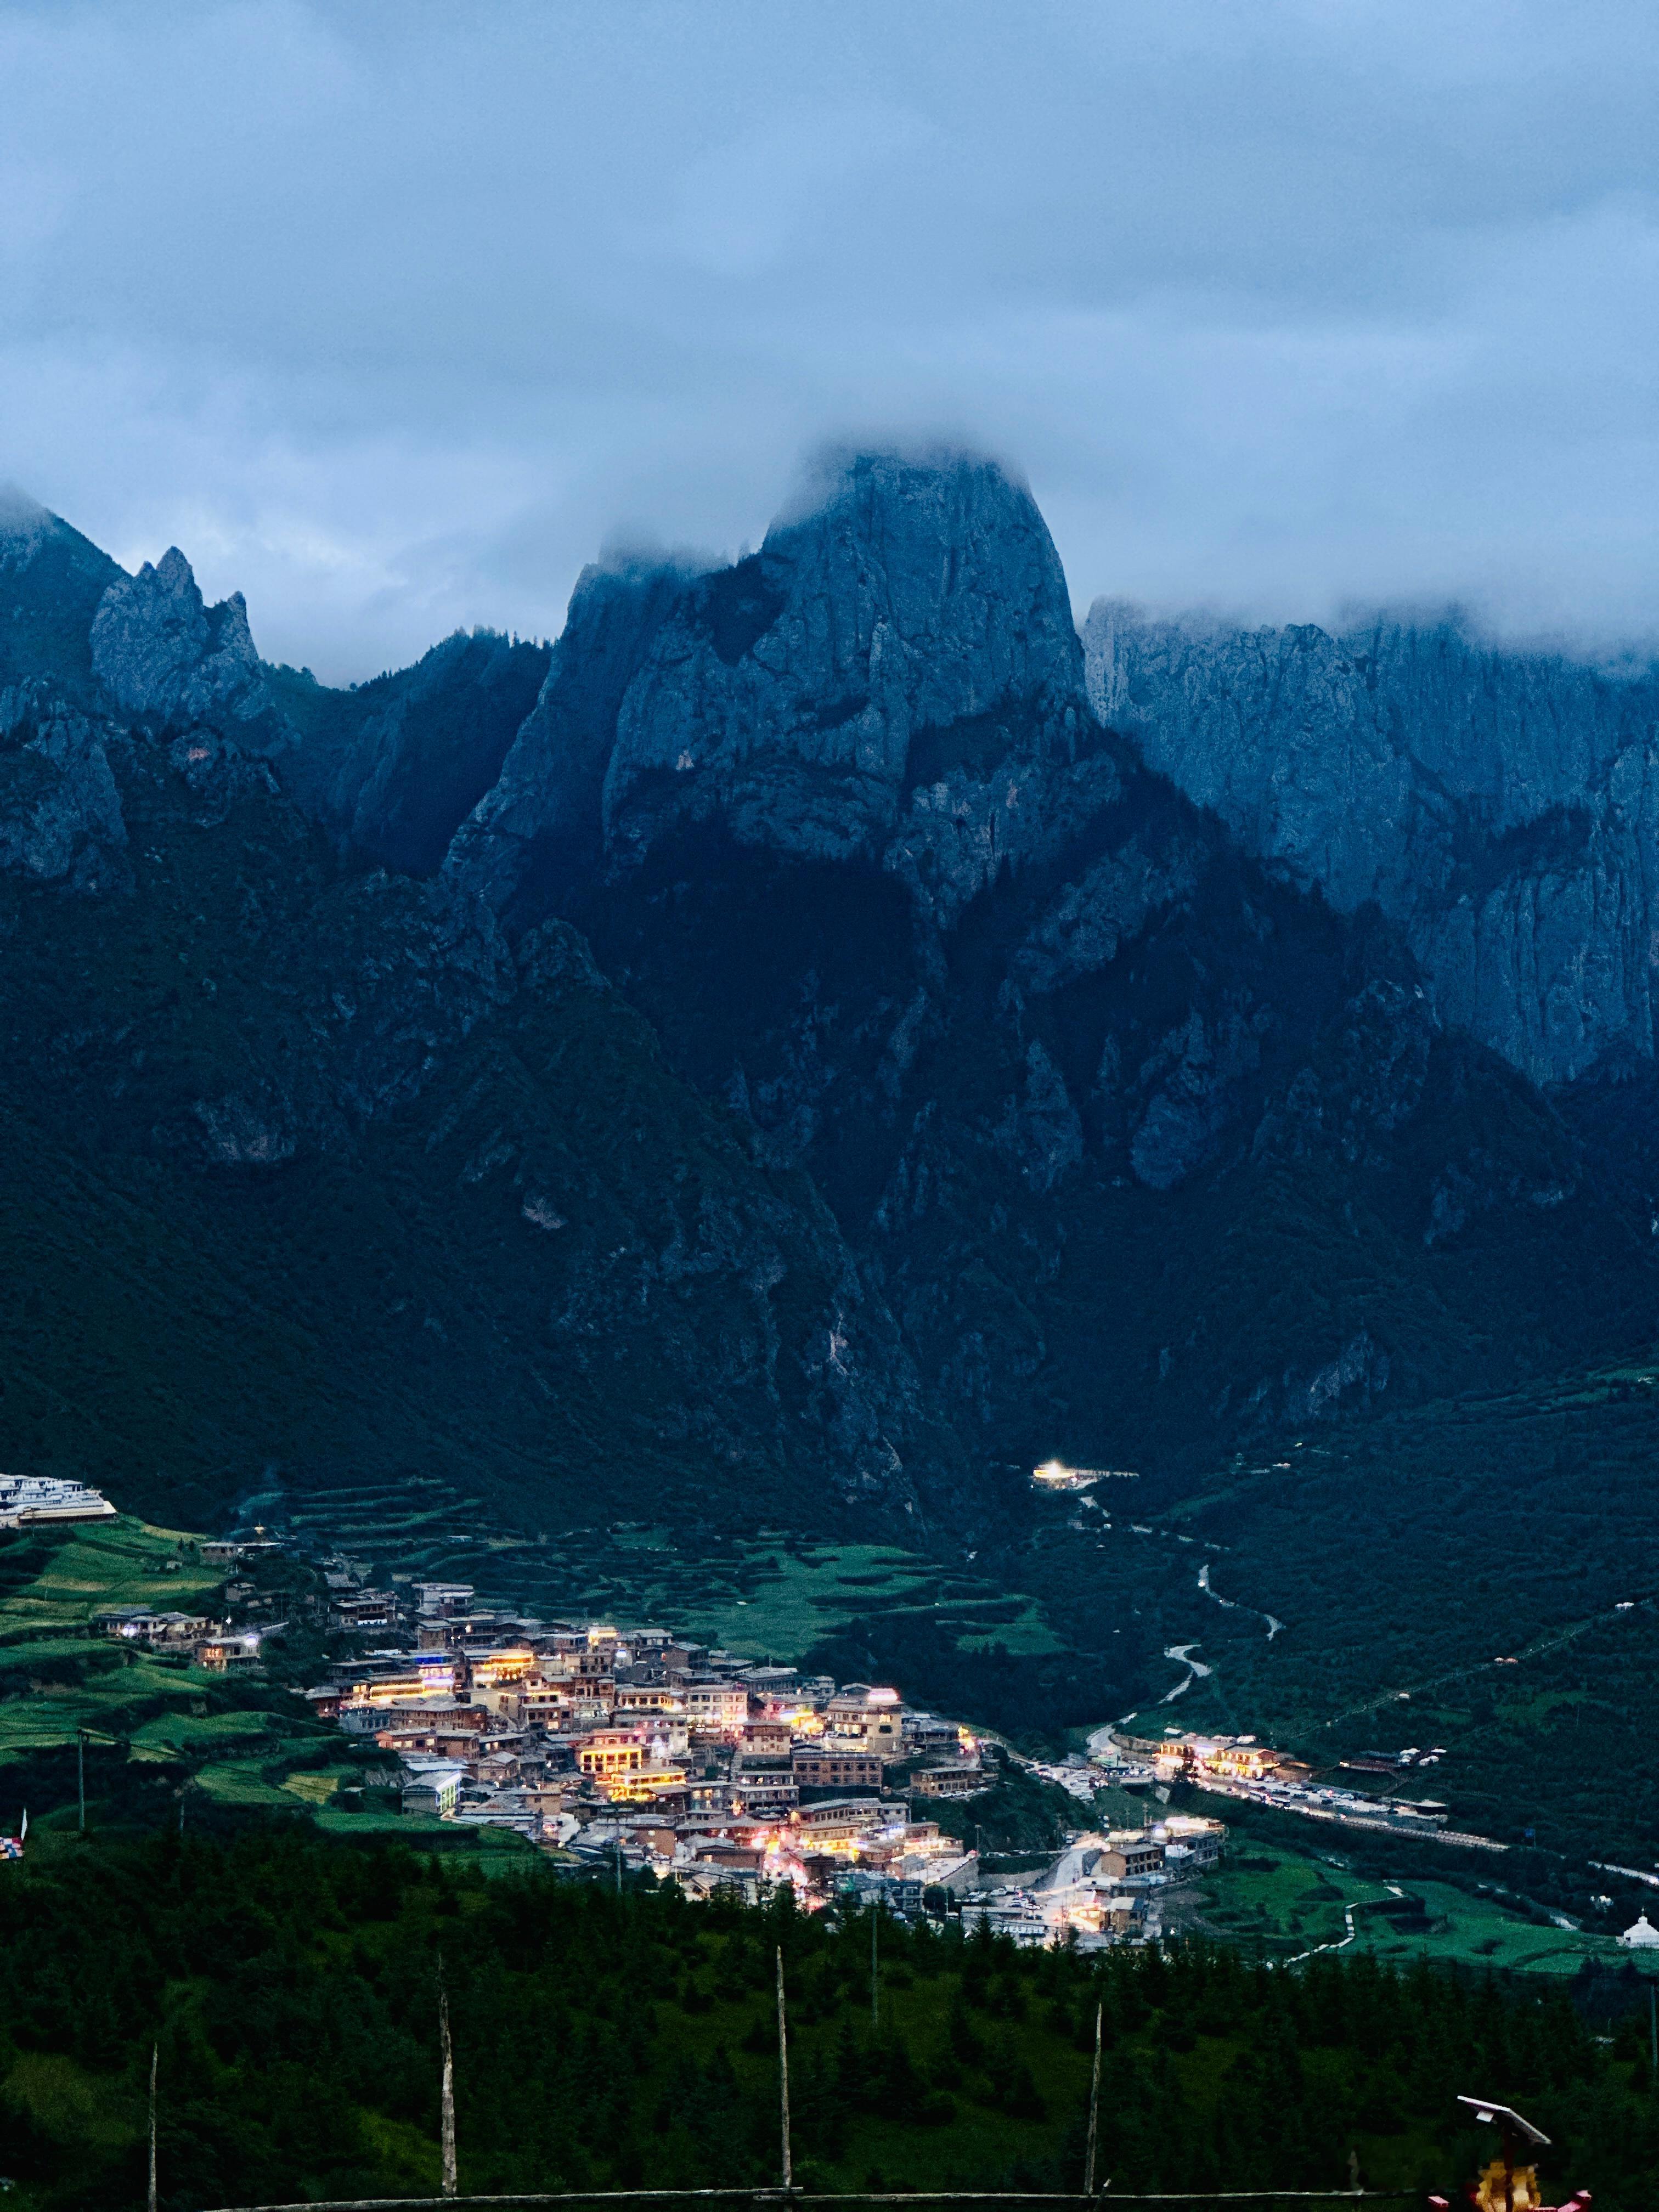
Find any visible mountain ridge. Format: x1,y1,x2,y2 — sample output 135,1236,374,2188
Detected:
1,452,1655,1556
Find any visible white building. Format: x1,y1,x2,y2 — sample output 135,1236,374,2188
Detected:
399,1759,466,1818
1621,1913,1659,1948
0,1475,116,1528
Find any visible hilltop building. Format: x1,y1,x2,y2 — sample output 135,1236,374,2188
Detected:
0,1475,116,1528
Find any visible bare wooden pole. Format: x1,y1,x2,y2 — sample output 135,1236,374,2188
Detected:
148,2042,159,2212
439,1974,458,2199
1083,2004,1103,2197
775,1946,793,2192
871,1907,879,2029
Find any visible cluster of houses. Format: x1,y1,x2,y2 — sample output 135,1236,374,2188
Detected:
302,1573,1222,1937
963,1817,1227,1948
86,1537,1229,1940
309,1574,995,1908
1108,1725,1314,1787
95,1537,291,1673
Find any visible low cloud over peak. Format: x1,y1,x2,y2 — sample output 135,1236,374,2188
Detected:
3,0,1657,681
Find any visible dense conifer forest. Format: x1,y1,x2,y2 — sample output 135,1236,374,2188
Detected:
2,1829,1656,2212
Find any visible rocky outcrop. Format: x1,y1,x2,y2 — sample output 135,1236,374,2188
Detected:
1082,601,1659,1086
606,450,1120,925
91,546,285,744
445,558,692,922
450,451,1121,933
0,680,128,893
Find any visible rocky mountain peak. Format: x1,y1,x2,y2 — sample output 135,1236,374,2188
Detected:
764,447,1082,728
601,448,1090,872
448,448,1113,932
91,545,281,741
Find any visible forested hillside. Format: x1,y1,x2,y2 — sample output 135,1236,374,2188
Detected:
2,1830,1652,2212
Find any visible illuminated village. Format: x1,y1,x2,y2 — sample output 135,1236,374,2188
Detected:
243,1569,1231,1946
81,1471,1508,1905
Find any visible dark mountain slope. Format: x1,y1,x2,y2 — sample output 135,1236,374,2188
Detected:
0,588,932,1530
2,453,1656,1564
267,629,551,874
436,449,1659,1479
568,798,1643,1481
0,490,123,693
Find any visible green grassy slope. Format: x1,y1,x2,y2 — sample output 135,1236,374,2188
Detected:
0,1517,519,1836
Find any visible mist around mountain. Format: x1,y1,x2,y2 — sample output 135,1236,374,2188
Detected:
5,453,1659,1751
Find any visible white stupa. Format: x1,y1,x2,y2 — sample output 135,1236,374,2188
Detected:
1620,1912,1659,1948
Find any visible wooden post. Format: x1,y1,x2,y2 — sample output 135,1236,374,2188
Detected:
77,1732,85,1833
148,2043,158,2212
1650,1984,1656,2088
871,1906,879,2029
439,1977,458,2199
1084,2002,1103,2196
775,1946,793,2192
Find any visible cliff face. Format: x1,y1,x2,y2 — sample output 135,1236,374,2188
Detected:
446,558,694,924
1082,603,1659,1087
435,453,1657,1475
92,546,285,744
449,453,1118,934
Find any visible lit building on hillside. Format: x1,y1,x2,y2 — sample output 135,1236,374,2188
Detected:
682,1680,751,1733
793,1745,884,1791
578,1728,651,1781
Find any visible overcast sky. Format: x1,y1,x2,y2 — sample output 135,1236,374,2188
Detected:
3,0,1656,681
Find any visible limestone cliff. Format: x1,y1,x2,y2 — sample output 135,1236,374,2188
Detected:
91,545,285,745
451,450,1119,932
446,557,693,923
1083,602,1659,1086
430,451,1653,1467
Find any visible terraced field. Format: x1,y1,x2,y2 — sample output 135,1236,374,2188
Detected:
0,1516,219,1637
0,1515,522,1845
267,1485,1067,1666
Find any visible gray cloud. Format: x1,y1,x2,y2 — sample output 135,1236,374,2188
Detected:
2,0,1656,679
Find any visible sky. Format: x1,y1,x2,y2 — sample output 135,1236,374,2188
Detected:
2,0,1657,682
